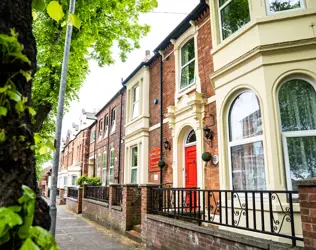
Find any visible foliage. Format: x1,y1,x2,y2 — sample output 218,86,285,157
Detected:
270,1,300,12
0,186,59,249
76,175,101,186
0,30,35,143
32,0,158,169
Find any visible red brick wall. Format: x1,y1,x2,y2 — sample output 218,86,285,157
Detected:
298,184,316,250
92,89,126,184
149,58,161,127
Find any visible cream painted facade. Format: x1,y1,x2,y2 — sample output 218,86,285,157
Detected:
124,66,150,184
208,0,316,244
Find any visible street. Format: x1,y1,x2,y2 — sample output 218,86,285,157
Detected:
55,206,146,250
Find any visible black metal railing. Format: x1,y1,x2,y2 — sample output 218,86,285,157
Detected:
56,188,60,197
113,186,123,206
85,186,109,202
151,188,303,246
67,187,78,199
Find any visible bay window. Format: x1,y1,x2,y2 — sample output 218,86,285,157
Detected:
229,91,266,190
278,79,316,190
131,147,138,184
180,39,195,90
109,149,115,184
218,0,250,40
266,0,304,14
132,85,139,120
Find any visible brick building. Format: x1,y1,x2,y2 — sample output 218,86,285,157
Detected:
58,110,95,188
91,87,126,185
122,0,219,191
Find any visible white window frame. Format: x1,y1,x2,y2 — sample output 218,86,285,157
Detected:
96,154,101,177
131,146,138,184
109,149,115,184
110,108,116,134
102,152,107,185
179,38,196,91
227,91,267,191
90,128,96,144
104,114,109,138
277,77,316,190
98,119,103,140
265,0,305,15
132,85,139,120
217,0,250,41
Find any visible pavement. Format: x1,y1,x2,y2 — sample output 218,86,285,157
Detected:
55,205,146,250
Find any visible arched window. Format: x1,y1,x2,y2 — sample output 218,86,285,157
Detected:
278,79,316,190
186,129,196,145
229,91,266,190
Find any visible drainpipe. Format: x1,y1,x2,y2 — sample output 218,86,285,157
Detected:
118,88,124,184
159,54,163,187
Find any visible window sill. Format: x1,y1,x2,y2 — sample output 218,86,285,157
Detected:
177,83,196,99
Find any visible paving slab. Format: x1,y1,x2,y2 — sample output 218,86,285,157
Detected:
56,206,146,250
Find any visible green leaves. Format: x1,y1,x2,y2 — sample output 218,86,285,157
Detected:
32,0,45,11
0,129,6,143
0,107,8,116
7,90,21,102
70,14,81,29
47,1,64,21
20,238,40,250
0,186,59,249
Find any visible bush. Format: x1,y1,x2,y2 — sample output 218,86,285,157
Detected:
76,175,102,186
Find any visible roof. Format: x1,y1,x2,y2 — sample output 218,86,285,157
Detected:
122,0,208,86
95,86,126,117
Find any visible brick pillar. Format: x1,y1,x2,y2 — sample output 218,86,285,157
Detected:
140,184,160,238
122,184,138,230
82,185,87,200
296,178,316,249
77,187,83,213
58,188,65,205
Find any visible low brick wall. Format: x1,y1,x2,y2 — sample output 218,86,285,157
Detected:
66,198,79,214
82,198,124,233
142,215,302,250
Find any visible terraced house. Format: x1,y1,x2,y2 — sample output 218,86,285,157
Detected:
55,0,316,249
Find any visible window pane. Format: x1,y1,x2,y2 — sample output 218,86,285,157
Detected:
231,141,266,190
110,151,115,166
219,0,229,7
180,61,195,89
186,130,196,144
181,39,195,66
220,0,250,40
287,136,316,189
132,102,139,119
279,79,316,132
229,92,262,141
268,0,301,12
102,169,106,185
133,86,139,102
131,169,137,184
132,147,138,167
109,167,114,184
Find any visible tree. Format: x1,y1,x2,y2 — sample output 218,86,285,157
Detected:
32,0,157,169
0,0,157,230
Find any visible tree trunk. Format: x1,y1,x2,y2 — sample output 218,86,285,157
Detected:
0,0,51,230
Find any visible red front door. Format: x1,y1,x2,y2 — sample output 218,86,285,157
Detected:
185,146,197,188
185,146,197,210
